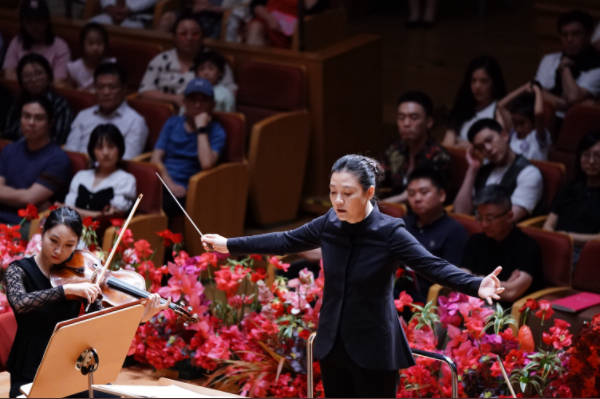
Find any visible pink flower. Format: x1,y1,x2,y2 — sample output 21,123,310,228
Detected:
535,300,554,321
394,291,413,312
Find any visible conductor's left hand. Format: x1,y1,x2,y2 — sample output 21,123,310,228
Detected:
202,234,228,253
478,266,505,305
140,293,169,323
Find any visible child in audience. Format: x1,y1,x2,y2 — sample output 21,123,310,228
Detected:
2,0,71,84
66,23,115,92
498,81,551,161
193,51,235,111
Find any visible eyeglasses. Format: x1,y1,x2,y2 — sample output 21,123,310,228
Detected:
475,209,509,223
21,68,46,81
581,151,600,162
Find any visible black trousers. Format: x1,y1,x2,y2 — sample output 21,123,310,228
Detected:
320,338,399,398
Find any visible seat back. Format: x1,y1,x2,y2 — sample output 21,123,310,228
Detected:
0,139,11,151
444,145,468,203
236,60,306,130
127,97,175,152
521,227,572,287
55,87,97,114
213,111,247,162
121,161,162,214
65,151,89,176
378,201,407,218
0,310,17,371
572,240,600,292
449,212,482,236
105,38,163,90
529,159,566,213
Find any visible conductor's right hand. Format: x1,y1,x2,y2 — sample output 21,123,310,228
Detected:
63,282,102,304
202,234,228,253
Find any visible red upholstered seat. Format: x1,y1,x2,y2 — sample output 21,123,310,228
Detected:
378,201,407,218
521,227,572,287
236,60,306,129
549,104,600,180
448,212,482,236
0,310,17,371
444,146,468,202
65,151,89,176
529,159,566,213
122,161,163,214
127,98,175,153
54,87,96,114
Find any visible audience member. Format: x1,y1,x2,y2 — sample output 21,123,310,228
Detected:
246,0,330,48
401,167,468,302
462,185,543,304
63,124,136,220
193,50,235,111
0,96,70,225
498,81,551,161
379,91,450,203
151,78,226,218
3,53,74,144
139,14,236,109
453,118,542,222
2,0,71,83
90,0,158,29
442,55,506,148
66,23,115,92
535,10,600,117
543,131,600,257
406,0,437,28
65,62,148,160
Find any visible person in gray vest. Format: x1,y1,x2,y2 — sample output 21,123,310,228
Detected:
453,118,542,222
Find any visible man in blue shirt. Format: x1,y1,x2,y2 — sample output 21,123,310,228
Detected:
400,167,469,302
151,78,226,218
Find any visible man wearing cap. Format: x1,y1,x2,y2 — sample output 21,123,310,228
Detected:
151,77,226,218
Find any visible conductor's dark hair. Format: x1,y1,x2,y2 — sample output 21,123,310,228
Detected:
467,118,503,143
507,92,535,121
43,207,83,239
80,22,109,53
397,90,434,117
575,130,600,180
17,53,53,92
449,55,506,130
407,166,446,191
474,184,512,211
94,62,127,86
331,154,382,191
557,9,594,35
87,123,126,162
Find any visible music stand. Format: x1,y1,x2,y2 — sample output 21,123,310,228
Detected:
19,300,145,398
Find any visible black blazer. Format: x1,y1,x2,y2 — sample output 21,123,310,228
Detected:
228,205,483,371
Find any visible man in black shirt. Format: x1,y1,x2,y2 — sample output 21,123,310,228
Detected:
401,167,468,302
462,185,543,305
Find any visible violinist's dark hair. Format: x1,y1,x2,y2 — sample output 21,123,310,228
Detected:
331,154,382,192
43,207,83,239
87,123,126,163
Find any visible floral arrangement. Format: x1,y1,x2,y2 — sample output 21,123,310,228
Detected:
0,205,599,397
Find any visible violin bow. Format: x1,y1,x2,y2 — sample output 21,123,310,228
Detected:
95,193,144,285
154,172,204,239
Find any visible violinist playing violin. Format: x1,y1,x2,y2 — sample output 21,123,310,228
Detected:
3,207,168,398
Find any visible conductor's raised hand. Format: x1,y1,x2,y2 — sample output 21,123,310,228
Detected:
478,266,505,305
202,234,229,253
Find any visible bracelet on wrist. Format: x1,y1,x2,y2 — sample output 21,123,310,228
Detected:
196,126,209,135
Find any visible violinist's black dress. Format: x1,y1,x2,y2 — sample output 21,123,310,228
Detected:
4,257,83,397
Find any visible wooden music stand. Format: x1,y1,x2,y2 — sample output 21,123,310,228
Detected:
19,300,145,398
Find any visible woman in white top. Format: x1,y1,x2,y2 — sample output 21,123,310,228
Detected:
138,13,236,109
442,55,507,148
63,124,136,219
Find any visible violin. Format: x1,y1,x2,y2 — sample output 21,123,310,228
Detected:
50,249,196,322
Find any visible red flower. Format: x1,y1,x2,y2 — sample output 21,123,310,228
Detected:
535,300,554,321
17,204,38,221
519,298,539,313
542,318,572,350
251,267,267,282
110,218,124,227
156,229,183,247
269,256,290,272
134,239,154,260
48,204,59,211
298,329,311,340
82,217,100,230
394,290,413,312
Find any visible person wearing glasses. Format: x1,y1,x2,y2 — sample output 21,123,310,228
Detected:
543,131,600,262
65,62,148,160
453,118,543,223
462,184,543,304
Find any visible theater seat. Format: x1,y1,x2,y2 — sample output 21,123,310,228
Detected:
184,112,248,255
378,202,407,218
102,161,168,265
127,97,175,152
444,145,468,203
0,310,17,371
54,87,96,114
529,159,566,213
247,111,310,225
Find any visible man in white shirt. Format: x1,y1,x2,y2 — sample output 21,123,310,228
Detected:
91,0,157,29
454,118,543,223
535,10,600,114
65,62,149,160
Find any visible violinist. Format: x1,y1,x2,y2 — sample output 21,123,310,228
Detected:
3,207,167,398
